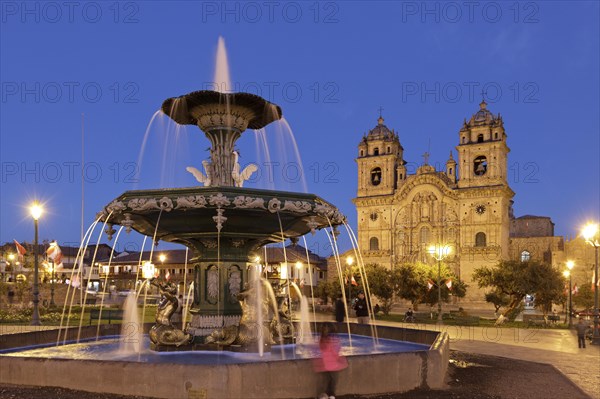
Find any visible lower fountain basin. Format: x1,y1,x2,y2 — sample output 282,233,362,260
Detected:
0,324,449,399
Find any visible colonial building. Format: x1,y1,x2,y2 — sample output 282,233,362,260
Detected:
353,101,566,302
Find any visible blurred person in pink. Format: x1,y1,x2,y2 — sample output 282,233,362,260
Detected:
313,323,348,399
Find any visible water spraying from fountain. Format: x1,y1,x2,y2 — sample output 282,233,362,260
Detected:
213,36,232,93
96,225,125,340
297,295,315,347
119,293,143,354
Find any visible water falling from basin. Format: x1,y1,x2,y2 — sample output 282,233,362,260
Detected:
119,292,142,354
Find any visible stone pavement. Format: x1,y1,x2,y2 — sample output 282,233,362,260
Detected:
360,317,600,398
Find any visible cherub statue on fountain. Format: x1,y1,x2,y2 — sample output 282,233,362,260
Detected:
149,279,192,348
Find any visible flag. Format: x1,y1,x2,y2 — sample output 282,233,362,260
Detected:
46,241,63,266
427,279,434,291
299,279,305,288
13,240,26,259
351,275,358,286
165,270,171,281
445,278,453,291
71,274,80,288
344,275,349,285
572,283,579,296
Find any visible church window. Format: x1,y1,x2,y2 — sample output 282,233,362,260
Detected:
477,134,484,143
494,132,498,140
369,237,379,251
420,227,430,245
473,156,487,176
462,136,466,144
449,168,453,175
387,146,391,153
374,148,379,155
521,250,531,262
475,232,486,247
370,167,382,186
360,150,364,157
370,212,378,221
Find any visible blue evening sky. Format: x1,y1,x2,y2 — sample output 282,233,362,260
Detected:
1,1,598,256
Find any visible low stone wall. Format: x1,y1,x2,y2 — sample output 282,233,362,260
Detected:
0,323,449,399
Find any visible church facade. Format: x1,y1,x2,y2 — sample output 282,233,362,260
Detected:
352,101,562,302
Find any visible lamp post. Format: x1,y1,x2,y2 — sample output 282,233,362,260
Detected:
30,202,43,326
428,244,451,322
582,223,600,345
565,260,574,327
346,256,354,305
159,253,166,277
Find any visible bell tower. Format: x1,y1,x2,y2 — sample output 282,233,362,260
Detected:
457,100,509,187
356,115,404,197
456,100,514,299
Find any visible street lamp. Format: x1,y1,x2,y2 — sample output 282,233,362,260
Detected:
159,253,166,278
142,261,156,280
565,260,574,327
30,202,43,326
582,222,600,345
428,244,452,322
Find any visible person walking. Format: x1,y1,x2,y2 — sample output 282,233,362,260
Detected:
334,295,345,323
576,318,588,349
353,291,369,324
313,323,347,399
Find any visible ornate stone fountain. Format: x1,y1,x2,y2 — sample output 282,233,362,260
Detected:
99,89,345,349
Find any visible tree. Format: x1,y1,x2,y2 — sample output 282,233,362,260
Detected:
394,262,467,311
484,290,510,314
573,284,595,311
364,263,398,315
314,281,331,304
395,263,423,306
473,260,564,319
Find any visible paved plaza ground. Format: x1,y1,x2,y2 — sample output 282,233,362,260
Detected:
0,319,598,399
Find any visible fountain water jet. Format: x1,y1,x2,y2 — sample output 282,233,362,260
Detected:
119,293,142,354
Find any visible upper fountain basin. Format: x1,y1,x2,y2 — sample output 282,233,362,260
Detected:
161,90,282,131
99,186,345,253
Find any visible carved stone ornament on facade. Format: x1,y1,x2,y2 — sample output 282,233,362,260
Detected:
228,267,242,304
267,198,282,213
314,203,344,224
213,208,227,232
396,174,457,201
106,200,126,213
208,193,231,208
128,198,160,212
158,197,174,212
232,196,266,209
122,213,134,234
282,200,313,213
206,266,219,304
306,217,319,235
231,239,245,248
200,239,218,248
175,195,208,209
105,224,116,241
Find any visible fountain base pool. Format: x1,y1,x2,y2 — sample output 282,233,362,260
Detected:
0,323,449,399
